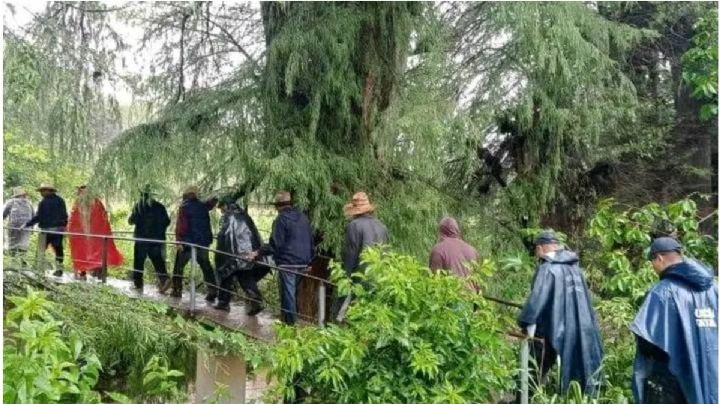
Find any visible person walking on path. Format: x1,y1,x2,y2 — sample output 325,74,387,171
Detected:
128,186,171,291
4,186,34,259
213,196,267,314
258,191,314,325
631,237,718,404
67,186,123,280
25,183,68,277
170,186,218,300
429,216,480,292
517,230,603,395
336,192,388,320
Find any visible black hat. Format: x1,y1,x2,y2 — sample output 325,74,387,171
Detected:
648,237,682,260
534,230,559,246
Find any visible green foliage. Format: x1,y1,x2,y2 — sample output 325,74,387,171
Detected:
138,356,186,402
586,198,716,304
269,248,514,403
3,288,103,404
579,198,716,400
3,131,87,199
3,35,122,164
193,324,269,371
682,7,719,121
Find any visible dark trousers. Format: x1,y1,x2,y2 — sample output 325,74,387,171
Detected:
531,338,557,386
44,233,64,264
218,265,270,305
173,247,217,295
133,242,168,287
278,265,306,325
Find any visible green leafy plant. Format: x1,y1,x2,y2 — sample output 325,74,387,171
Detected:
682,8,718,121
3,288,103,403
193,324,269,372
268,248,514,403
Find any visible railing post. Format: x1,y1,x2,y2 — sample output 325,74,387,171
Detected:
520,324,536,404
100,236,109,284
189,245,197,314
318,281,326,327
35,231,47,272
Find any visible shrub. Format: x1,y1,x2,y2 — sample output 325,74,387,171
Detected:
269,248,514,403
3,288,103,403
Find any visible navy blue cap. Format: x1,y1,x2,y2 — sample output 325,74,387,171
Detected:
534,230,559,246
648,237,682,260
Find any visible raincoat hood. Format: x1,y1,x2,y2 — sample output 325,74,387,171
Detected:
542,249,579,265
661,258,714,291
438,217,460,239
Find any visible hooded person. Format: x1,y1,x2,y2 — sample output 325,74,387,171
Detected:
4,187,34,256
258,191,314,325
26,183,68,276
67,186,123,279
517,230,603,395
631,237,718,404
213,196,268,314
170,185,218,299
429,216,480,292
128,186,171,291
335,192,389,321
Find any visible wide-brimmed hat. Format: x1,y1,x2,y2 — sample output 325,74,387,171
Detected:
11,187,27,197
37,183,56,192
273,191,293,207
183,185,200,196
343,192,376,217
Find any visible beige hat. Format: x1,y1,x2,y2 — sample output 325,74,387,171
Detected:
273,191,293,206
37,183,56,192
11,187,26,197
183,185,200,196
343,192,376,218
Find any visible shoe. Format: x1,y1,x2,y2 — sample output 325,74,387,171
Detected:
213,303,230,312
133,282,144,290
53,269,63,277
246,302,264,316
205,293,217,303
170,289,182,298
158,279,172,294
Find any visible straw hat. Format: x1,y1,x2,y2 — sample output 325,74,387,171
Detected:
37,183,56,192
183,185,200,196
11,187,27,197
273,191,293,206
343,192,376,218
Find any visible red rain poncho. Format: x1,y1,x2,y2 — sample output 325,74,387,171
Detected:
68,198,123,272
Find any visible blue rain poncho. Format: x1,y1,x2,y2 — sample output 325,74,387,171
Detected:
518,249,604,394
631,258,718,404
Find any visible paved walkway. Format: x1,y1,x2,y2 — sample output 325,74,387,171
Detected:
44,270,278,341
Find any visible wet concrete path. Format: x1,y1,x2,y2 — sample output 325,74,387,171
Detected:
44,270,278,342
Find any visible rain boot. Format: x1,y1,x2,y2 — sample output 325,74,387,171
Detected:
170,277,183,298
246,289,265,316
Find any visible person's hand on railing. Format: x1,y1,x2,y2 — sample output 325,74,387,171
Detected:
176,244,184,252
247,250,259,260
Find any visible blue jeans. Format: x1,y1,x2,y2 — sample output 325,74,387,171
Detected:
278,265,307,325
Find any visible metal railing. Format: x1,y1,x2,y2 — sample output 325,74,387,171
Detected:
6,225,333,327
6,225,541,402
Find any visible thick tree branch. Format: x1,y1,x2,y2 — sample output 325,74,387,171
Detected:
175,12,190,104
